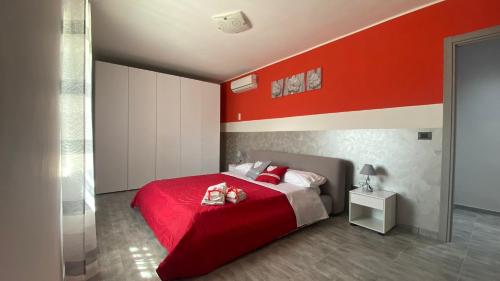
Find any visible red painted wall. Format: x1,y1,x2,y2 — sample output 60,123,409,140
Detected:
221,0,500,123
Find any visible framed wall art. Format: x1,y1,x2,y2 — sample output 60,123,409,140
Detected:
271,79,284,98
306,67,322,91
283,73,305,96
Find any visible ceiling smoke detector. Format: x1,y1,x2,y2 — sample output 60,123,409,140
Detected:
212,10,251,34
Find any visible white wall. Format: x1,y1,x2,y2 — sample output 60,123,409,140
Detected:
454,36,500,212
0,1,63,281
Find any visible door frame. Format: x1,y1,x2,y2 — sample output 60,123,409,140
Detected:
439,25,500,242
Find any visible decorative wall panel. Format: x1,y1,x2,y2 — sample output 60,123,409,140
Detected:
222,128,442,235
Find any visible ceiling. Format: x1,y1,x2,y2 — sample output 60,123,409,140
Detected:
91,0,438,82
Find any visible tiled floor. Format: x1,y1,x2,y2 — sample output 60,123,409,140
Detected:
451,207,500,281
95,191,500,281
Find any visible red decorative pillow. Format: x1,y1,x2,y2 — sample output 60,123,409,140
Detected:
255,166,288,185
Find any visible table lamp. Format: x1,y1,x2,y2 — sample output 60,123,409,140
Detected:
360,164,376,192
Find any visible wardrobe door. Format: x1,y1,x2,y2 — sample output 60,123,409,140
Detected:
156,73,181,179
180,78,202,176
95,62,129,194
201,83,220,174
128,67,157,189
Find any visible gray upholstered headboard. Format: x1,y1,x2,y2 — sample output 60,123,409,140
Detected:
248,150,347,215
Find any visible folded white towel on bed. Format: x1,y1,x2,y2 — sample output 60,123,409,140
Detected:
226,187,246,204
201,182,227,206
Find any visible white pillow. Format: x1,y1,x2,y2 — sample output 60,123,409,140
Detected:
283,169,326,188
229,163,253,175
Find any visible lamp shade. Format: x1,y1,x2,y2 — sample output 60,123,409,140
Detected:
360,164,376,176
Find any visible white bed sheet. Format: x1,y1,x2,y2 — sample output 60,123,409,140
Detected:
223,171,329,227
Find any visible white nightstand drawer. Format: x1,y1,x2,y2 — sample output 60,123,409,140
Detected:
350,193,384,210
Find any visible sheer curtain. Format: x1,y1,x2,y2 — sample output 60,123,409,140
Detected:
60,0,98,280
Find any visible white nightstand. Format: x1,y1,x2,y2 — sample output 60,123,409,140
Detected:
349,188,396,234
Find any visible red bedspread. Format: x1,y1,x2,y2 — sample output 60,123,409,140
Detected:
130,173,297,280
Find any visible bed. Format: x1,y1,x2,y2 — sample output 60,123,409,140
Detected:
131,150,346,280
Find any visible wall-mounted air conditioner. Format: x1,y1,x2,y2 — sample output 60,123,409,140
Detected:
231,74,257,93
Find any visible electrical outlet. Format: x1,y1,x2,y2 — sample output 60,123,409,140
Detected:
418,131,432,140
237,113,241,120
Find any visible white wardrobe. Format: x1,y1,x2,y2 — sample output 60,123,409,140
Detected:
95,61,220,194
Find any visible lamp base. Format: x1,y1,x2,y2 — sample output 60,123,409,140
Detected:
361,176,373,192
362,185,373,192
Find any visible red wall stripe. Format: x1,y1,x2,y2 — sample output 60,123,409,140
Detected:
221,0,500,123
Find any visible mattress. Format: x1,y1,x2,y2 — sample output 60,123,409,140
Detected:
223,171,328,226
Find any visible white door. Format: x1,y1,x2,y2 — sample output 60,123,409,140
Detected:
94,62,129,194
156,73,181,179
201,83,220,174
180,77,202,176
128,67,157,189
